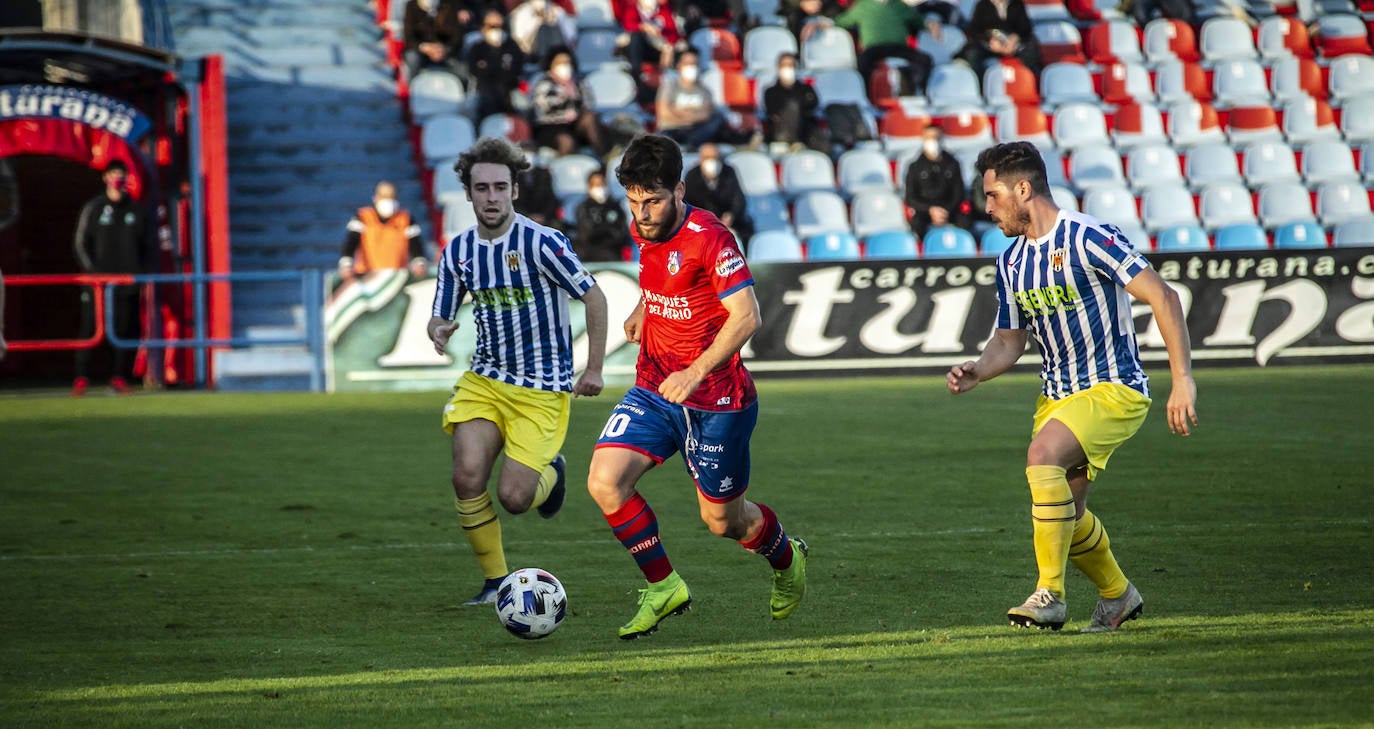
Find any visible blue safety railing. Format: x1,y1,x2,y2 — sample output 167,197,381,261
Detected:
101,270,327,391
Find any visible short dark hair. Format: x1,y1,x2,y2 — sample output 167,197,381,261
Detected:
104,160,128,174
974,142,1051,197
542,44,575,72
615,134,682,193
454,137,531,191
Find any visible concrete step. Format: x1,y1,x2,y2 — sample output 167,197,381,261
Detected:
228,118,402,142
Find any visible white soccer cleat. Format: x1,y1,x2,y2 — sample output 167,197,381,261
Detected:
1007,587,1067,631
1082,583,1144,633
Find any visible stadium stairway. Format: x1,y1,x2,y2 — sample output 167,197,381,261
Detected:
168,0,427,390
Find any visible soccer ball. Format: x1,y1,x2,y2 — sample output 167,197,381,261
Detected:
494,568,567,639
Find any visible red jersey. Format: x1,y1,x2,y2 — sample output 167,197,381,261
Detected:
633,205,757,411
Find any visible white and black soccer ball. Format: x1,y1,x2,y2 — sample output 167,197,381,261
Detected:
495,568,567,639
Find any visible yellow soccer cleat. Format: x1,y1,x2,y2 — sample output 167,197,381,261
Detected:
617,571,692,639
770,538,809,620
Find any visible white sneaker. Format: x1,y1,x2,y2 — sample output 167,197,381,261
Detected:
1082,583,1143,633
1007,587,1067,631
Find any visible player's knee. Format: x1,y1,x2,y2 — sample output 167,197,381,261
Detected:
450,466,487,499
497,489,532,514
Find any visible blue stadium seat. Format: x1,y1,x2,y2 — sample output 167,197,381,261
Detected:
1184,143,1242,191
1068,145,1126,190
1052,103,1110,150
926,64,983,110
980,226,1017,256
1341,96,1374,143
810,68,874,110
408,69,467,121
727,151,780,196
1258,181,1318,229
1328,54,1374,107
1242,142,1301,189
549,154,602,203
584,67,640,119
744,26,799,75
1198,182,1258,231
1112,101,1168,150
1200,17,1260,63
1301,140,1359,187
1213,223,1269,250
781,149,838,199
1040,62,1099,109
850,190,910,238
1316,181,1374,227
748,230,805,262
747,192,792,234
792,191,851,238
1154,224,1212,251
421,113,476,166
1332,218,1374,247
1082,185,1143,230
922,226,978,257
1166,100,1228,148
1283,97,1342,145
837,148,896,198
805,231,862,260
1050,185,1080,212
1274,221,1329,248
1141,184,1200,233
1127,144,1185,192
1212,60,1272,109
918,25,966,66
864,230,919,259
801,25,858,71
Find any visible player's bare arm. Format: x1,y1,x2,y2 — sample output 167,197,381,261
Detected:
947,328,1029,395
659,286,760,404
427,315,460,356
1125,268,1198,436
624,298,645,344
574,284,609,397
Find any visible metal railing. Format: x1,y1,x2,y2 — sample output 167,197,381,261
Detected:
2,270,326,390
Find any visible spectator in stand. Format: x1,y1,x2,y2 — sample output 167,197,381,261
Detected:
683,143,754,248
338,181,428,281
762,52,822,154
671,0,750,36
513,145,568,234
510,0,578,60
573,169,633,261
530,46,610,157
465,9,527,122
401,0,472,79
958,0,1042,76
828,0,935,96
783,0,844,43
613,0,685,82
903,124,971,237
72,160,153,397
1125,0,1195,28
656,48,725,150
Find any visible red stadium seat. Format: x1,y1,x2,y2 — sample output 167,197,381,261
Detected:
1225,105,1282,145
878,105,933,150
996,104,1054,148
1085,20,1144,65
1144,18,1201,64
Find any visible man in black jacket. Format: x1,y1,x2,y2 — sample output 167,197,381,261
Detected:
572,169,632,262
683,143,754,249
761,52,822,153
903,124,971,238
72,160,153,396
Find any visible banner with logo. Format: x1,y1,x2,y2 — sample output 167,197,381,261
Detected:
0,85,153,141
324,249,1374,392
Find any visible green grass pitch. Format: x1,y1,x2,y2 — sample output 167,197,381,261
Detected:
2,366,1372,728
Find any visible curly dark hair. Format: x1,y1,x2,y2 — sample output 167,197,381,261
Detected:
615,134,683,193
974,141,1051,197
453,137,531,191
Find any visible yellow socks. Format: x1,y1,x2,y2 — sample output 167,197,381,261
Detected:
455,493,507,579
1069,510,1129,599
1026,465,1075,598
530,462,558,510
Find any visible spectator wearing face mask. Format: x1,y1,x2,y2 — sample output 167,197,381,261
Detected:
683,143,754,248
573,169,633,261
401,0,472,80
902,124,970,237
510,0,578,60
762,52,821,154
614,0,685,83
465,9,527,121
339,181,428,281
655,49,724,150
530,46,609,157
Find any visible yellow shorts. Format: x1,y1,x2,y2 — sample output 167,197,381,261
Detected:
1032,382,1151,481
441,371,571,472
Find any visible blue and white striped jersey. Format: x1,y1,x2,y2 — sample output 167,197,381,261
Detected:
995,209,1153,400
432,213,596,392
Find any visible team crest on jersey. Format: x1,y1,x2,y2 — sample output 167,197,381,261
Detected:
1051,250,1065,272
667,250,681,275
505,251,521,272
715,248,744,277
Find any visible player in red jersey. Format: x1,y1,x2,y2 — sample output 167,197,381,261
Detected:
587,134,809,639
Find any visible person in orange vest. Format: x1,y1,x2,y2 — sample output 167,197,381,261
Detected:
338,182,429,280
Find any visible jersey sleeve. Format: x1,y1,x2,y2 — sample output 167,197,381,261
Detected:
705,228,753,299
431,238,466,320
1083,224,1151,287
994,251,1024,330
537,231,597,298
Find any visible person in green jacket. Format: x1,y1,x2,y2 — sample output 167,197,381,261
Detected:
826,0,935,96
